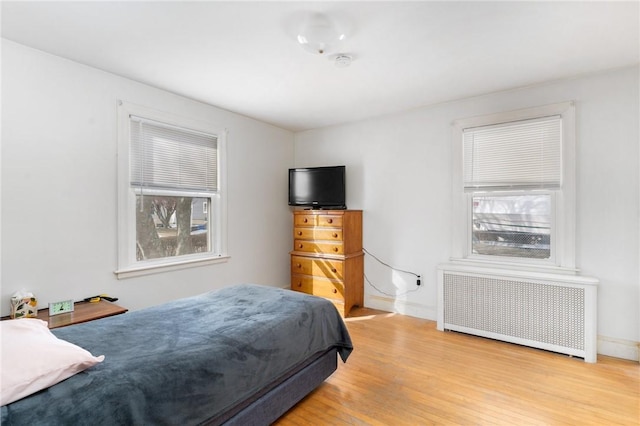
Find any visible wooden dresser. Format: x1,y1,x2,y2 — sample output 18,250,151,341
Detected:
290,209,364,317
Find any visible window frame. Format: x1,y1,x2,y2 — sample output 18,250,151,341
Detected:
451,102,576,272
115,101,228,279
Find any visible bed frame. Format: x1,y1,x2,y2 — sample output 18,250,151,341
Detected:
217,348,337,425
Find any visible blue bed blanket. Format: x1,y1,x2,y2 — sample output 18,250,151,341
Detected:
1,284,353,425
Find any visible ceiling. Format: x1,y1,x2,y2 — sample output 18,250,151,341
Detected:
2,1,639,132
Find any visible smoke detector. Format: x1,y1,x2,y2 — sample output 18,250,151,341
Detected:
335,54,352,68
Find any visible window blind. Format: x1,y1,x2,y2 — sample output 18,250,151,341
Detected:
130,116,218,192
463,116,561,191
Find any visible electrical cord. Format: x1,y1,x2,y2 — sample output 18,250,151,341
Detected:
363,248,420,277
364,274,421,297
363,248,421,297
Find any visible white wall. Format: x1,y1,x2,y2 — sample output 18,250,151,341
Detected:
1,40,294,315
294,66,640,360
3,39,638,360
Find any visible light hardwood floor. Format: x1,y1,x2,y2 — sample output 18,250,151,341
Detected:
276,308,640,425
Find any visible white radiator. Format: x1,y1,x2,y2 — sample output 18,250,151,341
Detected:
437,263,598,363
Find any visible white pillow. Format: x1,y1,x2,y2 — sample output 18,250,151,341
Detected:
1,319,105,406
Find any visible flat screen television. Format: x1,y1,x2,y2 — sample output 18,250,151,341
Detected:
288,166,346,209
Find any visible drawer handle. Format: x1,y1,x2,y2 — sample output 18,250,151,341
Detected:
298,243,304,249
297,231,302,236
303,218,308,223
296,263,302,268
332,289,338,294
297,282,302,288
333,247,339,252
331,268,337,273
332,233,338,238
327,218,333,224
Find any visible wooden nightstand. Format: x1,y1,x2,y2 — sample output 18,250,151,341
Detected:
1,300,128,329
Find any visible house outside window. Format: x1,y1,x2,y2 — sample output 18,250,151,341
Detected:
451,102,576,270
116,101,227,278
471,192,552,260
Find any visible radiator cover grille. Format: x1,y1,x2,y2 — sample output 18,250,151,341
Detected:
437,265,598,362
443,273,584,350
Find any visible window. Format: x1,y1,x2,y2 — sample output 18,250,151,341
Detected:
472,193,552,259
116,101,227,278
452,102,575,270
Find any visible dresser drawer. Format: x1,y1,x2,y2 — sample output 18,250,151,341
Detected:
294,214,343,228
291,275,345,301
294,240,343,255
291,255,344,280
293,228,343,241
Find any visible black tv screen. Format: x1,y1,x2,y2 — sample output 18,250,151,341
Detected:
288,166,346,209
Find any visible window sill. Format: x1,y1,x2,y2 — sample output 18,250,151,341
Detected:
114,255,230,279
447,257,580,276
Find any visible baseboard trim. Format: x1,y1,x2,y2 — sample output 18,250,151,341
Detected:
598,335,639,362
366,295,436,320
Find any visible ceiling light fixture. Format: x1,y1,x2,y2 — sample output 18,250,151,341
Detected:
297,13,345,55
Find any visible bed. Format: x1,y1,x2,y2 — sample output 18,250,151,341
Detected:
1,284,353,425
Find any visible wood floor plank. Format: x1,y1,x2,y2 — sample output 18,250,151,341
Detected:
275,309,640,425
